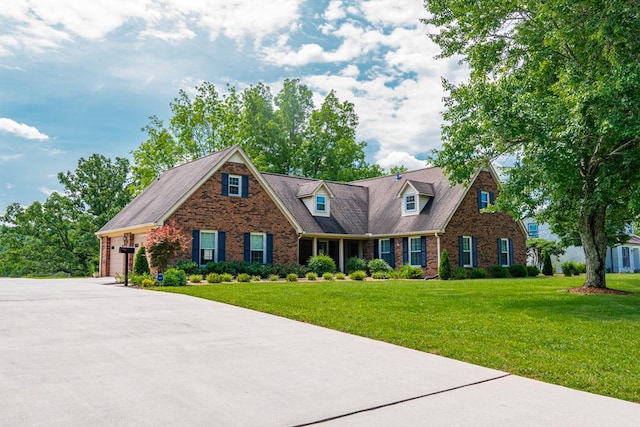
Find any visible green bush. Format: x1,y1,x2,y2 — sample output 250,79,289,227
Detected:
350,270,367,280
575,262,586,274
368,258,392,274
307,255,337,275
470,267,487,279
206,273,222,283
133,247,150,275
237,273,251,282
453,267,468,280
346,257,367,274
322,272,334,281
439,249,452,280
490,265,508,278
176,260,199,275
387,270,400,279
398,265,424,279
269,274,279,281
251,275,262,282
527,265,541,277
189,274,203,283
286,273,298,282
542,250,554,276
305,272,318,281
140,278,157,288
335,272,346,280
508,264,528,278
561,261,577,277
130,274,144,286
371,271,386,279
220,273,234,282
163,268,187,286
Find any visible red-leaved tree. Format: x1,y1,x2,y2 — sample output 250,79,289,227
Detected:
143,222,190,272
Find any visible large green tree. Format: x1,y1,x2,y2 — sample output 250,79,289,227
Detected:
423,0,640,288
131,79,382,191
0,155,131,276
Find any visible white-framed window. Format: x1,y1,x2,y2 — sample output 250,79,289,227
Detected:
528,223,539,238
200,231,217,265
250,233,266,264
480,191,490,209
461,236,472,267
409,237,422,266
228,174,241,197
379,239,391,265
405,194,416,213
316,195,326,213
499,238,510,267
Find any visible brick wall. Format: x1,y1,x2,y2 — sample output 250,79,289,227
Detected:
442,171,527,270
100,237,111,276
168,161,299,265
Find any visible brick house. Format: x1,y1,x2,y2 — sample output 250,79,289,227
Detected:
97,145,526,277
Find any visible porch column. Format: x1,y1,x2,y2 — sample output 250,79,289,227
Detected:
312,237,318,256
617,247,623,273
339,239,344,273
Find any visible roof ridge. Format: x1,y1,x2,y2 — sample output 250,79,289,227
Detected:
351,165,438,183
161,145,238,174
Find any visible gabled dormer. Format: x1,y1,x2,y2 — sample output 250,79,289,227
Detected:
297,181,335,217
397,180,435,216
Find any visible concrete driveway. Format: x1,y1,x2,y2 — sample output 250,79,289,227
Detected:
0,278,638,426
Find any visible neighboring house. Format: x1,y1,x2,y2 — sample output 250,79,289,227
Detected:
524,221,640,273
97,145,527,277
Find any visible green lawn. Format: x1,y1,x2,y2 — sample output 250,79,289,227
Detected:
156,274,640,402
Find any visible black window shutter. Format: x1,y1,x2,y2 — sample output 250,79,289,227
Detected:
458,236,464,267
241,175,249,198
389,238,396,267
373,239,379,259
497,238,502,265
420,236,427,267
509,238,514,266
266,234,274,264
192,230,200,264
244,233,250,262
489,192,495,204
402,237,408,264
477,189,482,211
221,173,229,196
472,237,478,267
218,231,226,262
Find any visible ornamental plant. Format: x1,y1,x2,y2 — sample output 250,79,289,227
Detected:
144,222,190,273
439,249,452,280
133,246,150,275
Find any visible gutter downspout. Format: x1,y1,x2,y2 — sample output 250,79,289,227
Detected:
435,232,441,273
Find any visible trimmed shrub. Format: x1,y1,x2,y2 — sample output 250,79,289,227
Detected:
387,270,401,279
490,265,508,278
508,264,528,278
286,273,298,282
307,255,337,275
206,273,222,283
561,261,577,277
350,270,367,280
371,271,386,279
575,262,586,275
176,260,199,275
398,265,424,279
439,249,452,280
368,258,391,274
542,250,553,276
335,272,346,280
305,272,318,281
189,274,203,283
454,267,468,280
237,273,251,282
163,268,187,286
140,278,156,288
322,272,334,281
527,265,540,277
470,267,488,279
268,274,279,281
251,275,262,282
346,257,367,274
133,247,150,275
220,273,234,282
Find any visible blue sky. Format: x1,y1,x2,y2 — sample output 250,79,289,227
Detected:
0,0,467,208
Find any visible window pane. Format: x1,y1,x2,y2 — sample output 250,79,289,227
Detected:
380,239,390,254
462,237,470,251
201,232,216,249
316,195,326,211
229,176,240,195
406,195,416,211
410,252,421,266
251,234,264,250
410,238,421,251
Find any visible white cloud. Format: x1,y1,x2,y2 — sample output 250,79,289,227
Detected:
39,186,58,196
0,153,23,163
360,0,427,26
0,118,49,140
324,0,346,21
5,182,13,189
374,150,426,171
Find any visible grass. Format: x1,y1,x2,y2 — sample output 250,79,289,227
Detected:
155,274,640,402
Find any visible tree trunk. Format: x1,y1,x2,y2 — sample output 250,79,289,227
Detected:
579,205,608,288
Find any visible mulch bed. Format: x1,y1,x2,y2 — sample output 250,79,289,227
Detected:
567,287,632,295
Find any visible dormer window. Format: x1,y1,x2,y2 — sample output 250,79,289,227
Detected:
316,195,326,213
228,175,241,196
405,194,416,213
297,180,333,217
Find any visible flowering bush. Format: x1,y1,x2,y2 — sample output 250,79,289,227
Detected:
144,222,190,272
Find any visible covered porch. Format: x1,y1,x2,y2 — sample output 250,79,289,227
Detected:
298,236,371,273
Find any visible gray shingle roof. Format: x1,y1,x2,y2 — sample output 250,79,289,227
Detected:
406,180,436,197
98,146,235,233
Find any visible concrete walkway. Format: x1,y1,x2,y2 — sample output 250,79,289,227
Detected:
0,278,638,426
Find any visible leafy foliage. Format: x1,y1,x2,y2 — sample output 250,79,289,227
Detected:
526,239,565,270
423,0,640,288
144,222,190,272
368,258,392,274
438,249,452,280
346,257,367,274
508,264,528,278
307,255,337,275
162,268,187,286
527,265,540,277
490,265,508,278
542,250,554,276
470,267,488,279
453,267,468,280
133,246,150,275
349,270,367,281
